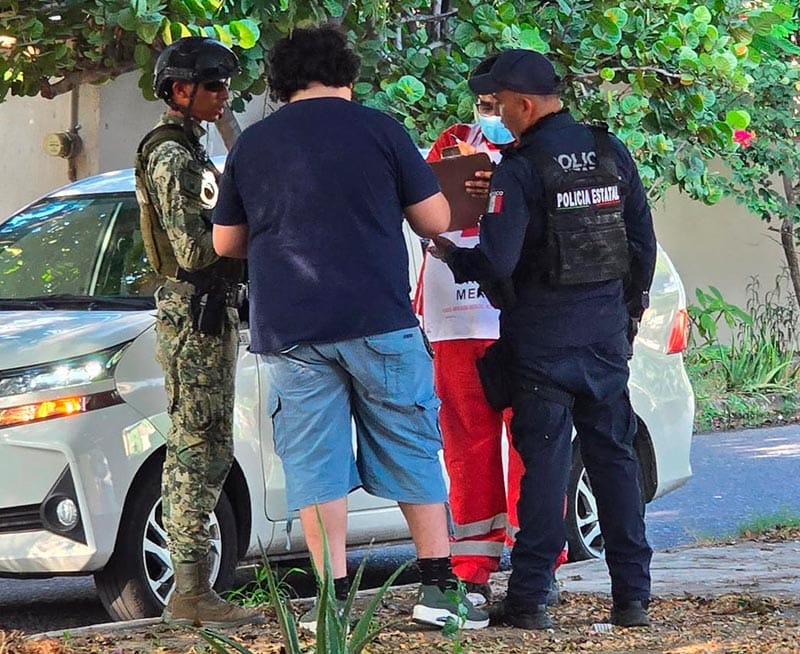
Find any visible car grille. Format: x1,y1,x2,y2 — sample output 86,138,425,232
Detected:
0,504,42,533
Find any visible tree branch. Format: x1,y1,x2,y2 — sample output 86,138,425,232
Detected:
571,66,683,82
780,172,800,310
398,9,457,24
40,63,138,99
326,1,353,26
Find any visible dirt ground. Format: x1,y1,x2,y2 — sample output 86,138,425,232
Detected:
6,529,800,654
5,589,800,654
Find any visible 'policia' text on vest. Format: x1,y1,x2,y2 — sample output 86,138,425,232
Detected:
556,185,620,210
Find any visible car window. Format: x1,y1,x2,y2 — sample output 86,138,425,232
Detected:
0,194,162,302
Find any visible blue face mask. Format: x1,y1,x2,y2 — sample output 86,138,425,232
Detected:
477,115,514,145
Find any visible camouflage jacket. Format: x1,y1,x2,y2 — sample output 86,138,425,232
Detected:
143,114,221,273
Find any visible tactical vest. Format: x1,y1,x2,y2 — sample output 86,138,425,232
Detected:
523,126,629,286
134,123,234,283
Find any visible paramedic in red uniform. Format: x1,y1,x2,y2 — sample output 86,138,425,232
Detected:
416,56,565,605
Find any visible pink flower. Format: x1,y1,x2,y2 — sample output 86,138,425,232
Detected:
733,129,755,147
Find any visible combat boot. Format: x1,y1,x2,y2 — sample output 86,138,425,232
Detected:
162,556,265,628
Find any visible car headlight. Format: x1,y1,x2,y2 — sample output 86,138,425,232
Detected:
0,344,127,427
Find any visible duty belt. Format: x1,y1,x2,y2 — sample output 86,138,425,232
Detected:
161,277,246,308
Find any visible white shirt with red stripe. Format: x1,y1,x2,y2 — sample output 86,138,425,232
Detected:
416,228,501,342
415,124,505,342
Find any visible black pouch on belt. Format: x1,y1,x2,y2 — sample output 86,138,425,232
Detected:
190,286,227,336
475,339,513,411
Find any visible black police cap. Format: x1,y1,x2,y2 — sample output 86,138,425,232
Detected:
468,49,561,96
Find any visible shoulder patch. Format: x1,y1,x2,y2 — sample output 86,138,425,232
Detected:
486,190,504,214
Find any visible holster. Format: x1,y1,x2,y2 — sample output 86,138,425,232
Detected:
475,339,514,411
190,286,228,336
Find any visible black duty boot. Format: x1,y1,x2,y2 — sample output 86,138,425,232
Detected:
610,600,651,627
490,599,552,630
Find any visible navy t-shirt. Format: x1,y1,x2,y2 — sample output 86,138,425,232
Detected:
213,97,440,354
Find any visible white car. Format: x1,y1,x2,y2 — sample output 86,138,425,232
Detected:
0,165,694,621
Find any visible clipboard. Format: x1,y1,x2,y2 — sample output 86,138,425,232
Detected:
429,152,493,231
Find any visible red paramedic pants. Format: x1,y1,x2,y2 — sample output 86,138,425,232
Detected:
434,339,568,583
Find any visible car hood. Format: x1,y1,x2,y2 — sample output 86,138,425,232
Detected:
0,310,156,370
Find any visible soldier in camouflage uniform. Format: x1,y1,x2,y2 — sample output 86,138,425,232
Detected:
134,36,262,628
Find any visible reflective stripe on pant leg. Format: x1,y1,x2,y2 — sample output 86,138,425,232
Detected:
450,512,508,582
452,512,508,540
450,540,506,557
434,339,508,583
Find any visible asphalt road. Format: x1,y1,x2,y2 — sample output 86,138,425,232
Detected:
644,423,800,549
2,424,799,634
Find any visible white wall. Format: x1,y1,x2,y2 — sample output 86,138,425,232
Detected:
0,71,272,217
652,189,785,312
0,91,74,216
0,72,789,314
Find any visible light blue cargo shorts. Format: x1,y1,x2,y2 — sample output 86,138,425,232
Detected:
261,326,448,511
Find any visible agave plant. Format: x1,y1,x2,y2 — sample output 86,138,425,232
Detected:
297,510,412,653
198,512,411,654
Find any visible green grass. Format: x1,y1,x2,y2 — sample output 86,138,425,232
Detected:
683,510,800,545
199,526,414,654
685,279,800,433
736,509,800,538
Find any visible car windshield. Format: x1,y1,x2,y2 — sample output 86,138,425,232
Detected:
0,194,161,309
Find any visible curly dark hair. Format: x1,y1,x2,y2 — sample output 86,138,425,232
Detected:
267,27,360,103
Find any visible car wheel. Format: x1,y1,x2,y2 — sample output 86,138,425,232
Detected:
94,465,238,621
566,447,604,561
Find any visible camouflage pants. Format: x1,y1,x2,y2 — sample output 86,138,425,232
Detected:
155,284,239,564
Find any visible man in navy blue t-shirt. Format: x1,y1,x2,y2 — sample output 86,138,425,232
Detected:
212,26,488,632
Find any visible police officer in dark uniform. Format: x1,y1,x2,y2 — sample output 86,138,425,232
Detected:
429,49,657,630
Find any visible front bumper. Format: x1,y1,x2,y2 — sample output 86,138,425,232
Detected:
0,404,164,575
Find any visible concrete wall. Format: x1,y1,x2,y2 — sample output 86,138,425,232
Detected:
0,71,270,217
0,90,74,215
652,190,785,312
0,72,789,312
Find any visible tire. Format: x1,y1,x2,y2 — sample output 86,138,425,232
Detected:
94,465,238,621
565,446,604,561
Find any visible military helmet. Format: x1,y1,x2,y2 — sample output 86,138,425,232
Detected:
154,36,239,100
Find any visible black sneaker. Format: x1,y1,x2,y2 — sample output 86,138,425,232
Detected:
610,600,651,627
464,581,492,607
490,599,552,630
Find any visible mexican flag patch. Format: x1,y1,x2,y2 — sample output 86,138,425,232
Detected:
486,190,504,214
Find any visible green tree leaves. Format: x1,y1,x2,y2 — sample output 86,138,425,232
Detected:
725,110,751,131
0,0,796,233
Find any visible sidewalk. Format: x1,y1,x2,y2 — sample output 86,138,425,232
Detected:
499,538,800,599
